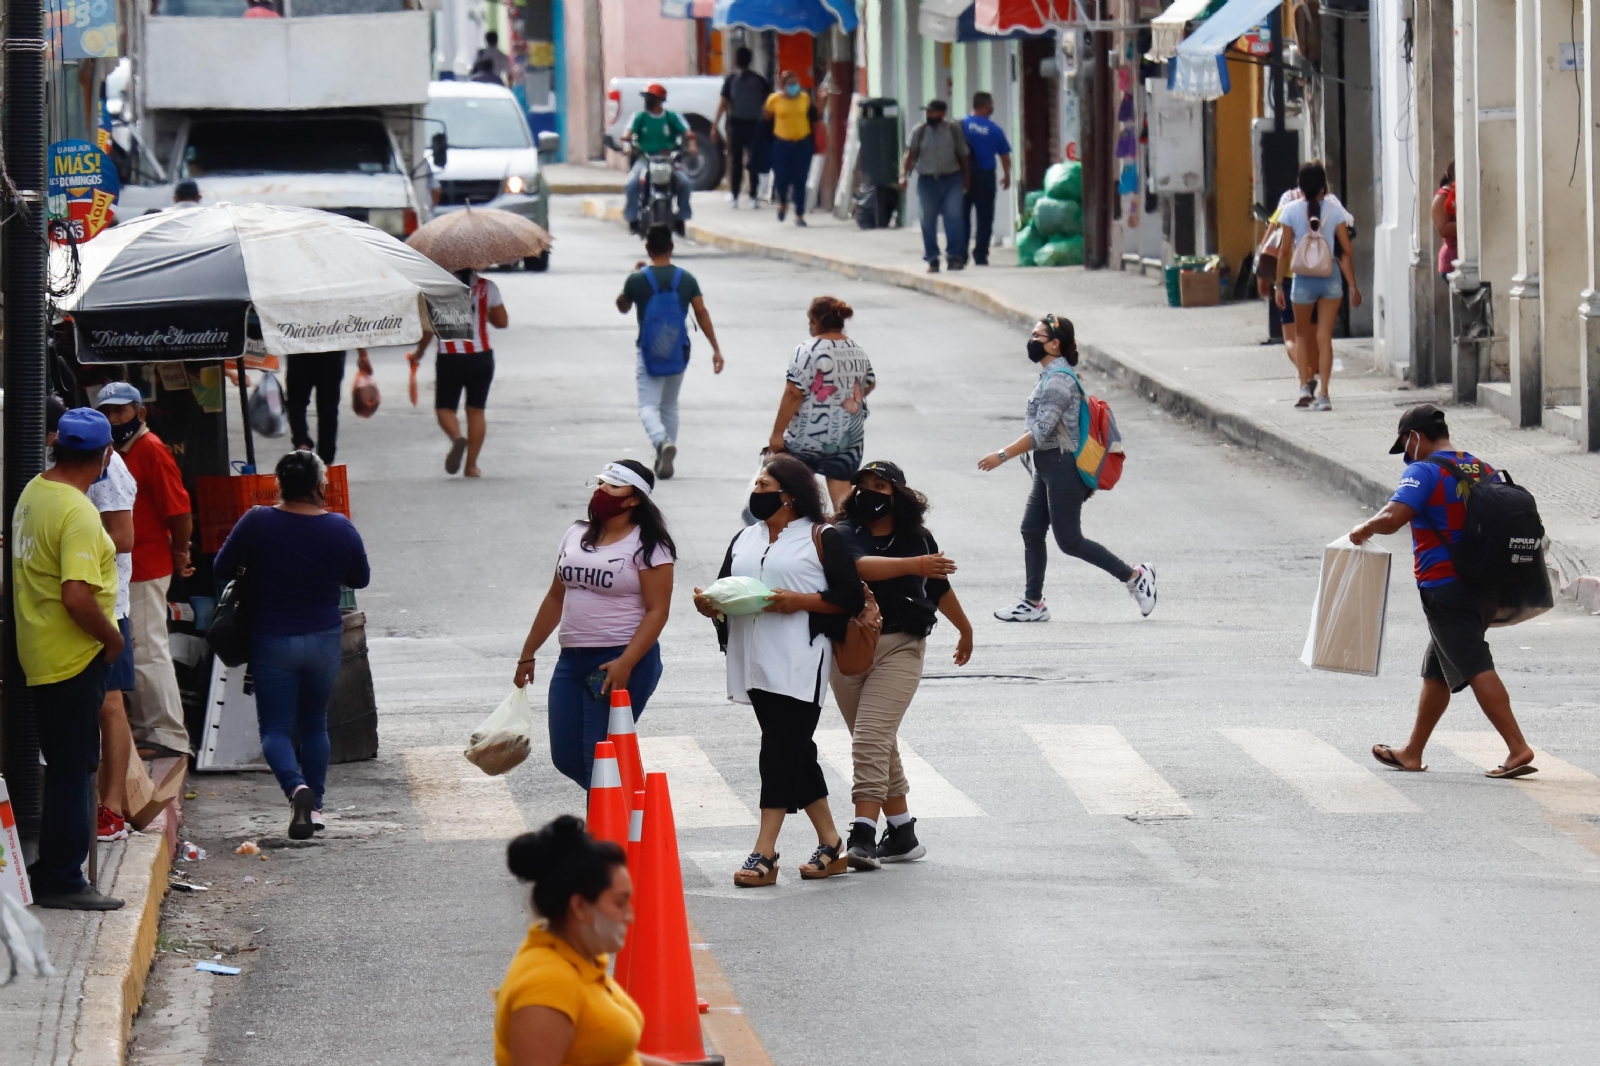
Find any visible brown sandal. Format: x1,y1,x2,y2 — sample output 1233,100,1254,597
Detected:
733,852,778,887
799,840,847,880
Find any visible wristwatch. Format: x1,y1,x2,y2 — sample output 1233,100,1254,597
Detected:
994,446,1010,463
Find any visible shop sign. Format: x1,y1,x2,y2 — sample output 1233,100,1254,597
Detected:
1236,19,1272,56
49,0,119,59
47,139,120,244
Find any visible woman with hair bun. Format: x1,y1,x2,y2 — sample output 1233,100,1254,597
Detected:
213,451,371,841
497,814,675,1066
766,296,876,510
514,459,675,788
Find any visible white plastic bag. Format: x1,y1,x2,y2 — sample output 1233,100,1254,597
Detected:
1301,535,1392,676
700,576,774,617
0,890,56,985
248,371,289,439
464,687,535,776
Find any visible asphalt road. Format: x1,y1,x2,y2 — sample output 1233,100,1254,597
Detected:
131,200,1600,1066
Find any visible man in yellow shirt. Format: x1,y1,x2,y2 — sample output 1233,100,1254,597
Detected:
15,407,126,910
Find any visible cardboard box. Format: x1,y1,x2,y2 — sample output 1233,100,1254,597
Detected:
1303,539,1392,676
1179,269,1220,307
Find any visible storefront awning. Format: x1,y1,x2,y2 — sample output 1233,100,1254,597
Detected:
1173,0,1277,99
712,0,856,33
1148,0,1212,61
973,0,1075,35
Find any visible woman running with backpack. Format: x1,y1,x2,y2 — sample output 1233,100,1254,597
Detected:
978,315,1156,621
1274,160,1361,412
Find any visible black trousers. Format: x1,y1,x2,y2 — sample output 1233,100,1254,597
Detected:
749,688,827,813
286,350,347,464
963,168,998,263
32,658,109,895
727,117,761,199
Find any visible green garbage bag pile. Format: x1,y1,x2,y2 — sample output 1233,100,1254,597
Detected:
1019,161,1084,266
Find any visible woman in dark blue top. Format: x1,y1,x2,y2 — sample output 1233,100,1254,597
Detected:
215,451,371,840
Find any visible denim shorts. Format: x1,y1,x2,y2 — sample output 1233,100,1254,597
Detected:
106,616,135,691
795,447,862,481
1291,271,1343,305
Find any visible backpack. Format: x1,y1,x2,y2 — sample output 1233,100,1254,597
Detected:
1048,365,1125,492
1289,200,1335,278
638,267,690,377
1423,455,1553,626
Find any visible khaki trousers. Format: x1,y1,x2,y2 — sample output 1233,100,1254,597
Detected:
126,575,191,755
830,631,925,803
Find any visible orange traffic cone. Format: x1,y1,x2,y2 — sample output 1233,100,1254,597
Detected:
612,789,647,988
585,741,629,850
607,689,646,810
628,772,717,1064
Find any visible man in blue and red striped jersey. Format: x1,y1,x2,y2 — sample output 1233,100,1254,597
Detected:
1349,404,1538,779
408,268,508,478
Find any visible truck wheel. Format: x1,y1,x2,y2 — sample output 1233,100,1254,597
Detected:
524,252,550,272
683,115,725,191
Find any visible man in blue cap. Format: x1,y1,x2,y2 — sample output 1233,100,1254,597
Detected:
15,407,126,909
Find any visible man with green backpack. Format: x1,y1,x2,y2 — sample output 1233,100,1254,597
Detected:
616,227,725,479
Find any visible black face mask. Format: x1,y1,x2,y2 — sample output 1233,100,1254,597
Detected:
111,417,142,446
853,488,893,521
1027,339,1051,363
748,490,785,521
927,114,944,125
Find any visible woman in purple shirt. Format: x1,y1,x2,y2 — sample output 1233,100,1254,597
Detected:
214,451,370,840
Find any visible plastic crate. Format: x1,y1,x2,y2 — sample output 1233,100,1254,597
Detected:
196,464,351,553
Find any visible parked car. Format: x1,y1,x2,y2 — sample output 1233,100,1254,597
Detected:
604,76,725,191
426,80,559,271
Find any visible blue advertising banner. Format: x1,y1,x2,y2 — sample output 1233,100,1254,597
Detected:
49,0,119,60
48,139,120,243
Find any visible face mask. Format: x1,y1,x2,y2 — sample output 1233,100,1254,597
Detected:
785,83,800,98
1401,433,1417,463
111,417,142,446
927,114,944,125
1027,339,1051,363
590,488,632,521
854,488,893,521
588,908,629,955
748,490,784,521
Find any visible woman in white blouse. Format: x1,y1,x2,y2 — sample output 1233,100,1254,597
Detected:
693,453,865,886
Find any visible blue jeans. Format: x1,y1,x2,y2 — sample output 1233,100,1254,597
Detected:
624,160,693,223
636,354,685,447
770,136,813,214
548,643,662,788
917,171,966,264
252,625,343,808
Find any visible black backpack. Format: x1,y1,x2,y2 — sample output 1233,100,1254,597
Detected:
1424,455,1553,626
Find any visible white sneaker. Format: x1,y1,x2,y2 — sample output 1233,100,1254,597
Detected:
994,598,1050,622
1310,394,1332,412
1126,564,1157,617
726,193,739,207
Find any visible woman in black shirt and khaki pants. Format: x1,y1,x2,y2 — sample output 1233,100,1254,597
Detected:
831,461,974,869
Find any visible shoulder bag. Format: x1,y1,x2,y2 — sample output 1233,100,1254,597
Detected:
810,523,881,676
206,507,260,667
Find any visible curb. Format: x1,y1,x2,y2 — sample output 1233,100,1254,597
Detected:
550,182,628,196
579,195,1596,602
73,809,172,1066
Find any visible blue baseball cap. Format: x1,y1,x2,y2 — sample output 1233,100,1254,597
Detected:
56,408,112,450
93,381,143,409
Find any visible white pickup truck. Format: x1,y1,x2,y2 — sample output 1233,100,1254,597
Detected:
604,76,726,191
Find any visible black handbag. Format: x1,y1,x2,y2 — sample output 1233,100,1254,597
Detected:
206,507,257,667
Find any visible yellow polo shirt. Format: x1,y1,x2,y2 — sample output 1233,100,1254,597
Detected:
764,91,812,142
12,475,117,685
494,926,644,1066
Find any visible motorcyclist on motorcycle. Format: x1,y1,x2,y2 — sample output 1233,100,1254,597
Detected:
623,82,696,235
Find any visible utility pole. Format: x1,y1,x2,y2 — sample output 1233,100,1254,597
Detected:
2,0,51,839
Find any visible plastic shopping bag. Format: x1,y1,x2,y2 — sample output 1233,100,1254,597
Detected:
351,370,380,419
464,687,535,776
1,890,56,985
1301,536,1392,676
700,576,774,617
247,371,289,438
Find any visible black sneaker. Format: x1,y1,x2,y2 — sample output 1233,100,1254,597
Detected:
289,787,316,841
846,822,881,871
877,818,926,863
32,885,125,910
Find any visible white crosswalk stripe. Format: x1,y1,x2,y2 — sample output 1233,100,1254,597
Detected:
1025,724,1192,818
638,735,757,828
1220,728,1422,814
401,746,529,842
1433,731,1600,814
813,729,986,818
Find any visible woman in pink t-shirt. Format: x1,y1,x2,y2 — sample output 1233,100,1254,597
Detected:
514,460,676,787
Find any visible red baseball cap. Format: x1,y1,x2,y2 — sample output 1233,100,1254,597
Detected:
643,82,668,100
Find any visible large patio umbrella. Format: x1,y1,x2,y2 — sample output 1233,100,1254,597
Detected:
406,207,552,273
713,0,856,35
54,202,472,363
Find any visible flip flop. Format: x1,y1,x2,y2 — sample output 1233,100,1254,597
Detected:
1486,763,1539,779
1371,744,1426,772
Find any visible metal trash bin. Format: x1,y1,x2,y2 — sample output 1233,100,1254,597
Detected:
328,610,378,764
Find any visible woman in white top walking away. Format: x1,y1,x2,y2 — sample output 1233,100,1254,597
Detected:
693,454,865,886
514,460,675,788
1274,160,1361,412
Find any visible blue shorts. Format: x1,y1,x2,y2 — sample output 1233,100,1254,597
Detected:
1291,271,1343,305
106,616,135,691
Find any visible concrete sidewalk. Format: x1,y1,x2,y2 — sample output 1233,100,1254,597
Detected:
579,191,1600,601
543,162,626,195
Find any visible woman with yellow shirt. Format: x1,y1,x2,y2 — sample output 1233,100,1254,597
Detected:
763,71,816,226
496,815,676,1066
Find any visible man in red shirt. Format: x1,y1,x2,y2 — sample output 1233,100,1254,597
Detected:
94,383,195,757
